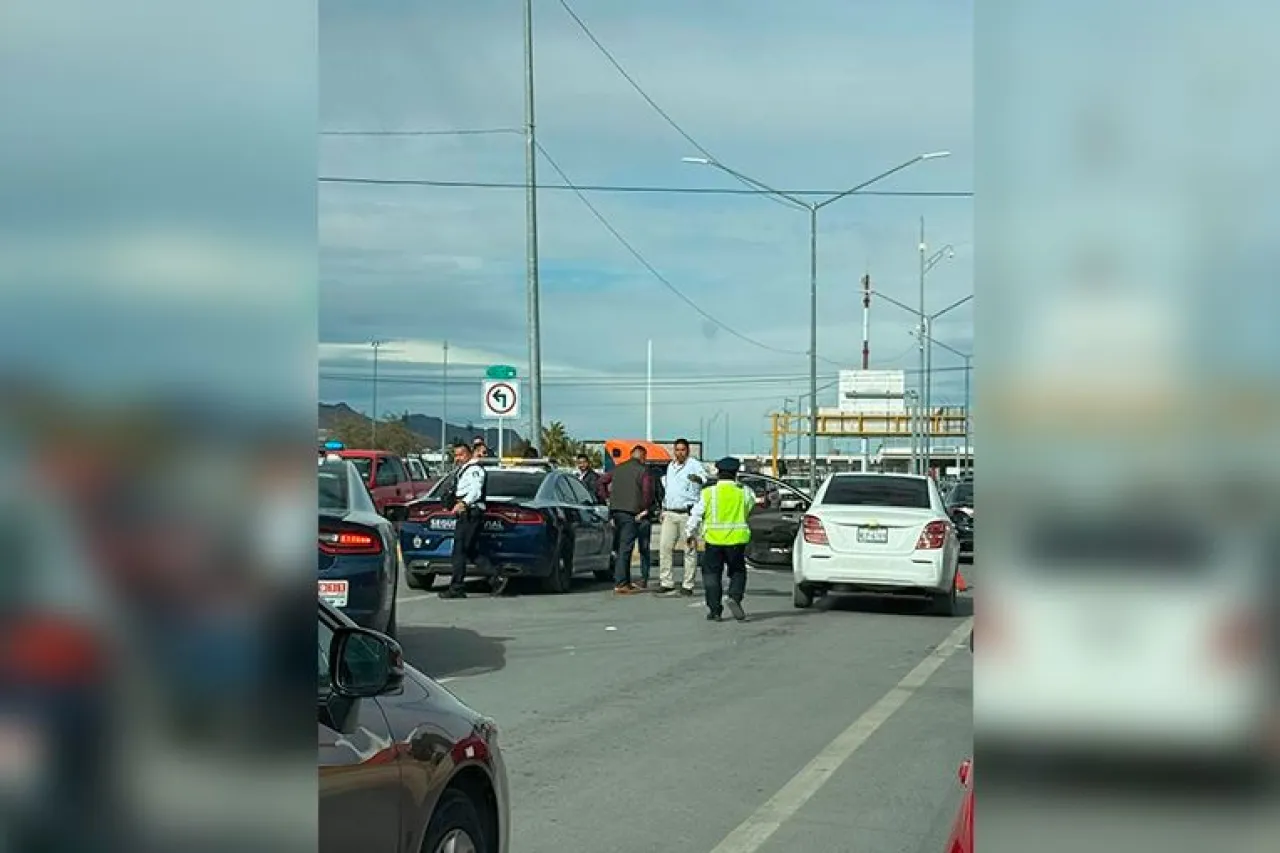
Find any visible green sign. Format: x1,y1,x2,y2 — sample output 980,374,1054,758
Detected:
485,364,517,379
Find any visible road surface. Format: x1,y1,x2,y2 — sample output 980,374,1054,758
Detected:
395,565,973,853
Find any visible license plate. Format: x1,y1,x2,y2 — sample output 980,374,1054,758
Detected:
429,517,456,531
857,527,889,544
318,580,349,607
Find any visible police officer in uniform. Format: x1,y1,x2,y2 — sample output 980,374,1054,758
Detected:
439,441,491,599
686,457,756,621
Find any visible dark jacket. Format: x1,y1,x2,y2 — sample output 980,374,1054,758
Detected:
577,469,601,499
601,459,645,514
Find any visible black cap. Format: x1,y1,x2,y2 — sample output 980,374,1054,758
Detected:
715,456,740,474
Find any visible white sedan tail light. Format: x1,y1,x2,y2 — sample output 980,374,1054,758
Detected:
802,514,828,545
915,520,949,550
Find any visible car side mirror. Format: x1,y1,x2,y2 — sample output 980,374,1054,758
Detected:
329,626,404,699
383,504,409,524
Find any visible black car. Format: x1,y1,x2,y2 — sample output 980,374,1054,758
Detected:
319,601,510,852
400,467,613,593
944,480,974,561
318,457,403,635
720,471,813,568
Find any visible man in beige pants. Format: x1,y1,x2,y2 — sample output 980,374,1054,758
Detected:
657,438,707,596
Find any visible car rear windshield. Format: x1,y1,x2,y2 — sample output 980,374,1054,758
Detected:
318,465,348,510
822,476,930,508
344,456,372,481
486,471,546,499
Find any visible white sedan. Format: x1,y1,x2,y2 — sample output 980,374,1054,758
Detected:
792,473,961,615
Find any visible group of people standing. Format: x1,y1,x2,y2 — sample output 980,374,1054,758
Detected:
576,438,758,622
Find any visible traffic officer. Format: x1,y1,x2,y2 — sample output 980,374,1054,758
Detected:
685,457,756,621
439,440,491,600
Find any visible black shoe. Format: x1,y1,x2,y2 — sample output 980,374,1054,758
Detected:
706,612,722,622
658,585,678,595
679,587,694,597
438,588,467,600
726,599,747,622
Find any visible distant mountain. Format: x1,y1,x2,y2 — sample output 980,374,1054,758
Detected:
318,402,525,450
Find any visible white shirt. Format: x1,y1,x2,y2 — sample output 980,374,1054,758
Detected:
662,457,705,510
455,461,487,509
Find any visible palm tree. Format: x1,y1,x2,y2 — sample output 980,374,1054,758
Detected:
540,421,574,464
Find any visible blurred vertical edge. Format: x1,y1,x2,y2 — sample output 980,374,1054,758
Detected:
0,2,317,852
977,2,1280,852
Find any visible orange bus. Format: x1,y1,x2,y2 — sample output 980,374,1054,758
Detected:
601,439,672,471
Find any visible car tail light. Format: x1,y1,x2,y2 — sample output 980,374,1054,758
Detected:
318,528,383,555
0,615,105,684
915,520,948,550
488,506,542,525
802,514,828,545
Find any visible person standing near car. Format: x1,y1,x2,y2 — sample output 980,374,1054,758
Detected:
686,457,755,621
633,461,663,589
574,453,601,498
657,438,705,596
438,441,490,600
598,445,648,595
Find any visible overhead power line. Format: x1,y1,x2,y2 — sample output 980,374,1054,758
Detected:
321,128,522,137
317,175,972,197
554,0,793,211
533,141,835,363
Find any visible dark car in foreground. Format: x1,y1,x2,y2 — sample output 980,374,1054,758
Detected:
319,601,509,853
318,457,402,635
400,467,613,593
943,480,973,561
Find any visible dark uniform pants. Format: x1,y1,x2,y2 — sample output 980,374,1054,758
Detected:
702,542,747,616
449,507,490,591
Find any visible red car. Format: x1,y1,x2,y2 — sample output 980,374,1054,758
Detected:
333,449,433,512
943,758,973,853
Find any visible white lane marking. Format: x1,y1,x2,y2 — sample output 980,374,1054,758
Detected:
437,677,457,684
708,618,973,853
399,593,435,603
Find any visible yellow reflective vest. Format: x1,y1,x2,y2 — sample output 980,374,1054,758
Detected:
700,481,754,546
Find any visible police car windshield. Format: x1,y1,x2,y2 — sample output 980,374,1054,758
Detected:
487,471,546,499
318,462,349,511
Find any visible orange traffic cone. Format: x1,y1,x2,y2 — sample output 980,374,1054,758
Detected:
956,571,967,592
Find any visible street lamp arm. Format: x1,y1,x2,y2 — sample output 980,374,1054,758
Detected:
929,293,973,320
682,157,808,209
924,334,970,361
815,151,950,210
867,288,921,318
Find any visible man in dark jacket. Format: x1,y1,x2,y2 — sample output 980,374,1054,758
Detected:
597,445,647,594
574,453,601,498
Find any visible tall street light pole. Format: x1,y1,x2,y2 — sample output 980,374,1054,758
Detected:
871,288,971,472
523,0,544,453
927,335,972,474
684,150,951,495
370,339,382,448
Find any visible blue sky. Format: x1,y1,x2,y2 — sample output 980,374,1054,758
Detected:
319,0,973,453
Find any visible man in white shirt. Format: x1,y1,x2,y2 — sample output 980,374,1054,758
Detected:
439,441,491,599
657,438,706,595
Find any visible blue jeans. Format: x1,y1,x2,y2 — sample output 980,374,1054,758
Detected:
636,519,652,581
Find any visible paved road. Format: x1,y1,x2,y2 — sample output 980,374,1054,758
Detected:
395,566,973,853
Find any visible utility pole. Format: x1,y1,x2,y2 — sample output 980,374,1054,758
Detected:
523,0,544,454
370,339,382,448
441,340,448,454
916,217,927,476
861,271,871,472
